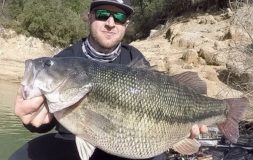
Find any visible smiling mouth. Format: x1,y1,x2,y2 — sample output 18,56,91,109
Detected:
103,31,115,35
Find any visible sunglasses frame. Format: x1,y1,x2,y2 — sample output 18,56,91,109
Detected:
93,9,128,24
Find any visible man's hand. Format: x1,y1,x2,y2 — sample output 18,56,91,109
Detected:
14,86,53,127
190,124,208,139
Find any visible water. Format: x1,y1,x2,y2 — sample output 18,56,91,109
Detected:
0,80,38,159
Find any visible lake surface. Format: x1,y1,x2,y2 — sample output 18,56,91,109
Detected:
0,80,38,159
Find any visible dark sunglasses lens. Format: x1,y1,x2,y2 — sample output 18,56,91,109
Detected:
95,10,111,20
95,9,127,24
113,12,127,24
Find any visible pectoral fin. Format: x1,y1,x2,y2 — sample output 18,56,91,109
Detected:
172,138,201,155
75,136,95,160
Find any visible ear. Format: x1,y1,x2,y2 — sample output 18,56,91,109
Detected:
83,12,90,23
87,12,93,24
125,20,130,27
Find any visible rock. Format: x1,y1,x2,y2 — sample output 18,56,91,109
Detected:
0,28,59,82
226,8,233,18
181,49,199,65
223,26,250,42
214,41,228,50
199,46,217,65
198,15,217,24
0,27,16,39
171,32,203,49
149,29,159,38
165,23,183,42
215,31,226,40
198,57,206,65
205,70,219,82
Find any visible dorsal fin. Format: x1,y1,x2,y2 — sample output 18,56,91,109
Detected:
170,71,207,94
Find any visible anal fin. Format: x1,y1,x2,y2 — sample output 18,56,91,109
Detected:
172,138,201,155
75,136,95,160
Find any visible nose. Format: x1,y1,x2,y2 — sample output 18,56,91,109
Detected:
105,16,115,27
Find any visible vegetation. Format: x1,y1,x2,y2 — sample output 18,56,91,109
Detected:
1,0,90,47
0,0,248,47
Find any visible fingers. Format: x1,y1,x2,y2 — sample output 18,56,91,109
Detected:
14,86,53,127
15,87,45,116
189,124,208,139
18,111,37,125
199,125,208,134
190,124,200,139
43,111,54,124
30,104,53,127
15,96,45,117
18,103,53,127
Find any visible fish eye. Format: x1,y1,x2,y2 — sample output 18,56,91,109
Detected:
44,60,54,67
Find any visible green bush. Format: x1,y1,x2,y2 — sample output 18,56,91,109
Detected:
2,0,89,47
2,0,24,19
17,0,87,46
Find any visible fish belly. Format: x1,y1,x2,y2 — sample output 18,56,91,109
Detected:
54,100,200,159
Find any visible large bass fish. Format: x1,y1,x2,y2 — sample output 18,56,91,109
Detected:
21,57,249,159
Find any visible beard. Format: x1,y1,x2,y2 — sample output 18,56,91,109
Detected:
90,28,125,49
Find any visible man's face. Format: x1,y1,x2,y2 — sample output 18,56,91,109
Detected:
89,5,129,49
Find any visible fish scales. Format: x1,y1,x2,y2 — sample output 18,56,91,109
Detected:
57,59,226,157
87,61,226,124
21,57,248,159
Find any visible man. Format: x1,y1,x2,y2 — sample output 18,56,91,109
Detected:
10,0,207,160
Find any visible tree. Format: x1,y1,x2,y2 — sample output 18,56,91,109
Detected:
17,0,88,46
4,0,24,18
1,0,6,14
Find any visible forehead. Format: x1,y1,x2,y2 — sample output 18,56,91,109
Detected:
92,5,126,13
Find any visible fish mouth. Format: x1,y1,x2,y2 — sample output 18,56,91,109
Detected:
21,75,69,100
21,85,42,100
21,79,66,99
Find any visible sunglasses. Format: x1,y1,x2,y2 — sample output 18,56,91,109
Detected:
94,9,128,24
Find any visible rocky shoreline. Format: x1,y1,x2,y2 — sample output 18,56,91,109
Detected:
0,27,60,83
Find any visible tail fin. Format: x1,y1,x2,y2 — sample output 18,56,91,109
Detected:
217,97,249,143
